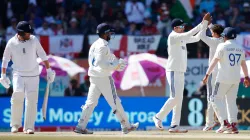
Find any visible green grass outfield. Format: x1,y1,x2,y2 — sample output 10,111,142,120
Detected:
0,130,250,140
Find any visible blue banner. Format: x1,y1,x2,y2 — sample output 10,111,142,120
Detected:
0,97,172,129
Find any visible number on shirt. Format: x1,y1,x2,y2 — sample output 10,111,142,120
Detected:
229,53,241,66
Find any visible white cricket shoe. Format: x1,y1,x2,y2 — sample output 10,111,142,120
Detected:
11,125,19,133
216,120,231,133
24,129,34,134
153,116,164,131
122,122,139,134
169,125,188,133
203,122,219,131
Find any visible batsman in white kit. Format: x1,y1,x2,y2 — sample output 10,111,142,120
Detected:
0,21,56,134
74,23,139,134
153,13,211,133
203,27,250,134
200,23,224,131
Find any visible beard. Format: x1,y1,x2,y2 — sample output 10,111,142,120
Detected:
107,35,111,41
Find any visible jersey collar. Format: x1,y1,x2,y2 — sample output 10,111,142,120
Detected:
98,38,109,46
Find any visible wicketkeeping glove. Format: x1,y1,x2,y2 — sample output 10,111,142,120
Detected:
0,74,11,89
47,68,56,83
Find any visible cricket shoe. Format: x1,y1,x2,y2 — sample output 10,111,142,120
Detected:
216,120,231,133
223,123,239,134
24,129,34,134
169,125,188,133
153,116,164,131
11,125,19,133
74,126,94,134
203,122,219,131
122,122,139,134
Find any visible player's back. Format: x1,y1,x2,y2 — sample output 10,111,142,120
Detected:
216,40,245,84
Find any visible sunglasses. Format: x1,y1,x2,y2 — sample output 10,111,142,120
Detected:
178,25,185,29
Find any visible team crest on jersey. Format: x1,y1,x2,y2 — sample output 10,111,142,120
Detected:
60,38,73,50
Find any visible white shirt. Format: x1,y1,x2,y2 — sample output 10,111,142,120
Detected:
214,40,245,84
200,24,224,72
35,27,54,36
125,1,145,24
166,21,207,72
3,35,48,76
88,38,118,77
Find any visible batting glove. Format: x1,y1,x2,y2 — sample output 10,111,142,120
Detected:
0,74,11,89
116,58,127,71
47,68,56,83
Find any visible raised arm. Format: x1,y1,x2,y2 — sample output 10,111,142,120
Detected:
186,20,209,44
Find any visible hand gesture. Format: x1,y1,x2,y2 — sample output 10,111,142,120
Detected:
203,13,211,22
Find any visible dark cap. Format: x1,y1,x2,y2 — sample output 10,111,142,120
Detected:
16,21,34,33
96,23,114,35
221,27,237,39
171,18,186,28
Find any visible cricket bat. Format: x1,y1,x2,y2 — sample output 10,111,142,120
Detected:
42,82,50,120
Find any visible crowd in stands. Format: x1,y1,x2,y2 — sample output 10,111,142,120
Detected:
0,0,250,59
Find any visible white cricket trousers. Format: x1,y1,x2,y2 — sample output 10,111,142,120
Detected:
10,75,39,131
211,82,239,124
156,71,184,126
77,76,131,129
206,71,217,126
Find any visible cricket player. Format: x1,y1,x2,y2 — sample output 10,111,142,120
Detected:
74,23,139,134
200,23,224,131
0,21,56,134
203,27,250,134
153,13,211,133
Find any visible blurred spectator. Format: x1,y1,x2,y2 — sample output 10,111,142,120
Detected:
100,1,113,23
56,6,67,21
67,18,81,35
35,21,54,36
156,11,171,37
54,20,65,35
126,22,141,35
0,22,6,37
64,79,83,96
199,0,215,13
80,75,90,96
193,10,207,26
214,13,227,27
211,4,222,21
6,18,17,36
114,10,128,28
141,17,159,35
225,2,240,26
28,13,43,28
236,2,250,32
80,10,97,35
0,35,7,59
125,0,145,26
113,20,125,34
77,2,88,19
6,1,13,20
